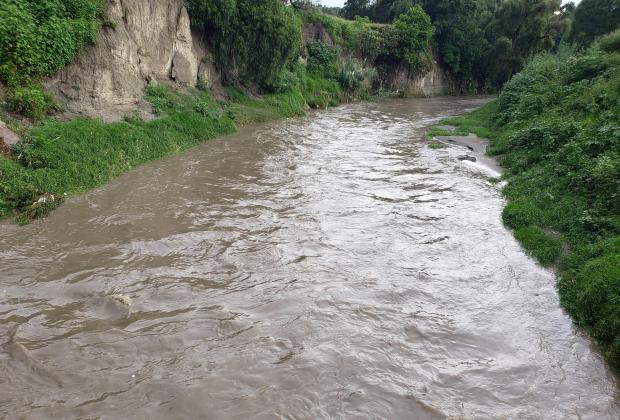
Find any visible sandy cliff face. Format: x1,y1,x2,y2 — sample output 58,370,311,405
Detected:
300,23,446,97
380,62,447,97
302,22,334,45
47,6,445,121
47,0,218,121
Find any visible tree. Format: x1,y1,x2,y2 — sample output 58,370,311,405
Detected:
415,0,494,90
481,0,567,87
341,0,372,19
185,0,302,90
392,5,434,72
571,0,620,45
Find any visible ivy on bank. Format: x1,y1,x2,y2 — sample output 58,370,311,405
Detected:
0,0,104,119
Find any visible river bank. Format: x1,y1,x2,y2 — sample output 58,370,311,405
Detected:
0,83,347,224
429,43,619,370
1,97,617,418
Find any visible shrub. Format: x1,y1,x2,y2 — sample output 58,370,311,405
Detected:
560,253,620,366
597,29,620,54
185,0,302,90
194,101,213,117
15,192,63,225
196,75,209,91
7,85,58,120
392,6,434,73
336,57,377,94
502,201,541,229
145,84,175,116
307,41,338,76
0,0,103,85
369,6,434,76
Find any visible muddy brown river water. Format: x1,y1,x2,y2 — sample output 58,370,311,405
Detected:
0,97,618,419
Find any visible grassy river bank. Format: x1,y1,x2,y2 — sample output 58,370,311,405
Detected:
431,33,620,369
0,79,347,224
0,1,434,224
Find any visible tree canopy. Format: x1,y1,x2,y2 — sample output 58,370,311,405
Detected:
341,0,575,91
570,0,620,45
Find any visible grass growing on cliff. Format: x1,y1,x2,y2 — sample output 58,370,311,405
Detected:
434,35,620,368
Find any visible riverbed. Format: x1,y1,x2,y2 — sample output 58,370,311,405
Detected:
0,97,617,419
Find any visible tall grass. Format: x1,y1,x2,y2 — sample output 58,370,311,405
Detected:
0,81,335,223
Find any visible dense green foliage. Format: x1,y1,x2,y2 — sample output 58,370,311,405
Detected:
185,0,302,90
0,0,103,85
6,85,59,121
183,1,433,96
440,35,620,367
423,0,570,90
417,0,489,90
307,41,338,76
342,0,574,91
0,0,103,119
389,6,433,72
295,5,379,51
570,0,620,46
297,4,434,78
482,0,570,88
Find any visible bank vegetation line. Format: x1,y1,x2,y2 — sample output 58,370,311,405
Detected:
0,0,440,223
1,0,611,223
429,31,620,369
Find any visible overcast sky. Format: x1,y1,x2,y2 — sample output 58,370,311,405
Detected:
318,0,578,6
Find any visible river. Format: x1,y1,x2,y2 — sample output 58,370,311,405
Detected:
0,97,618,419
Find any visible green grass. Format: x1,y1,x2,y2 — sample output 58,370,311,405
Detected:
513,226,562,265
428,141,447,149
440,101,499,139
0,78,345,223
426,126,463,138
433,40,620,369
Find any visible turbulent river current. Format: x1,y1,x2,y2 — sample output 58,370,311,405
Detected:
0,97,618,419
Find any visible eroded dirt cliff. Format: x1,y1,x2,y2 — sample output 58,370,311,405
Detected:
46,0,219,121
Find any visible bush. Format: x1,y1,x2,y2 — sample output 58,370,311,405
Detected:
560,253,620,367
185,0,302,90
307,41,338,76
194,101,213,117
392,6,434,73
0,0,103,85
336,57,377,94
7,85,58,120
598,29,620,53
196,75,209,91
502,201,541,229
145,85,175,116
